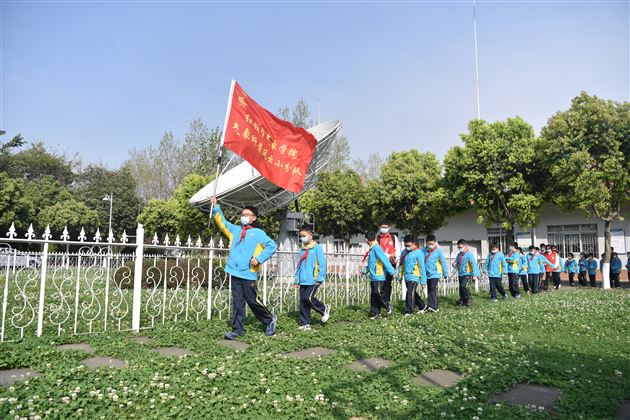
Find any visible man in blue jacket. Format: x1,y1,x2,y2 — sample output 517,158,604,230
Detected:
484,243,508,301
211,197,278,340
451,239,480,306
294,225,329,330
362,231,397,319
398,235,427,315
420,234,448,312
505,242,522,299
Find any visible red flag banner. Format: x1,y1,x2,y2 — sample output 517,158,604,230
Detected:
223,81,317,193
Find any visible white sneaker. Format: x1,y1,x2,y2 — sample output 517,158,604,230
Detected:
321,305,330,323
298,324,311,331
417,307,427,314
369,314,382,320
404,313,412,317
427,307,439,313
386,303,393,315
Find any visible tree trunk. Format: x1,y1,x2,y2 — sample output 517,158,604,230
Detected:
602,220,611,289
505,227,515,252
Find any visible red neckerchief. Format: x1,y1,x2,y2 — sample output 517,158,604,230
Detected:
296,245,312,269
424,246,436,263
456,251,467,269
489,252,497,266
528,253,535,261
238,225,254,244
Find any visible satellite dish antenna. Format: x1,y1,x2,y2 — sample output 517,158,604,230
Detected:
190,119,341,215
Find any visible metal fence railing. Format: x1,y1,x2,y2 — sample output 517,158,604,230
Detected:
1,223,490,342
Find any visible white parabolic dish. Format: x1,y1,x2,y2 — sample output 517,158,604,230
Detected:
189,119,342,215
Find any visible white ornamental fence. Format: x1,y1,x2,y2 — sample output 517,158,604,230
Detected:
0,223,490,342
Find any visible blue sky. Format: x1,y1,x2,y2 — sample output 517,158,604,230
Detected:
1,1,628,168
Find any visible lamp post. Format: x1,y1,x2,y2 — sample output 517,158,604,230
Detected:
102,193,113,233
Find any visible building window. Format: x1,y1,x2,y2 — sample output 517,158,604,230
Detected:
547,224,598,257
487,227,507,252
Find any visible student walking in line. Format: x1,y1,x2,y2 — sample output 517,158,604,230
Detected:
610,252,622,288
517,247,530,294
362,231,397,319
211,197,278,340
398,235,427,315
578,252,588,287
505,242,522,298
564,253,578,287
451,239,480,306
376,222,400,313
484,243,508,301
587,254,598,287
420,234,448,312
543,245,562,290
294,225,330,331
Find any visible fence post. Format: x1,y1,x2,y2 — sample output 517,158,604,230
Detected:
345,247,350,306
207,249,214,320
262,259,268,305
36,226,51,337
132,224,144,332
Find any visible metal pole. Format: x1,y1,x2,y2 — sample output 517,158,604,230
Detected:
473,0,481,120
208,80,236,224
108,193,113,234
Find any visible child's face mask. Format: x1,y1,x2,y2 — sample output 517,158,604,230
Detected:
405,245,413,251
300,235,311,244
379,227,389,234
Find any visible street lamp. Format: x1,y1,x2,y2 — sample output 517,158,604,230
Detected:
102,193,113,234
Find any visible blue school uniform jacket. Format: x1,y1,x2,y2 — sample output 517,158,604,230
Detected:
579,259,587,272
611,258,622,274
451,251,480,277
212,205,277,281
564,259,578,274
484,252,507,278
398,249,426,284
505,251,521,274
363,243,396,281
420,247,448,279
587,260,598,276
525,253,541,274
294,242,326,286
518,254,528,276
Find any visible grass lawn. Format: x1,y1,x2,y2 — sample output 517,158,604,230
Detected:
1,288,629,419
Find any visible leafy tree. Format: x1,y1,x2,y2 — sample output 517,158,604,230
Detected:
181,119,222,176
0,173,34,233
368,150,448,239
277,99,315,128
23,176,73,228
443,117,543,245
539,92,630,289
352,153,383,181
306,170,370,244
1,142,77,186
136,199,179,239
39,199,99,239
173,173,213,241
73,164,142,235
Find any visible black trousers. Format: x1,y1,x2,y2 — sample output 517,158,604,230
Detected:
588,273,597,287
578,272,587,286
489,277,506,300
568,272,576,286
611,273,621,288
427,278,440,309
542,272,551,290
381,273,393,306
528,273,540,293
507,273,521,297
230,276,273,335
299,284,325,325
519,274,530,293
405,281,427,313
370,281,388,315
552,271,561,288
458,275,471,304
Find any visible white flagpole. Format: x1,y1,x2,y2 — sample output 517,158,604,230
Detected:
209,79,236,226
473,0,481,120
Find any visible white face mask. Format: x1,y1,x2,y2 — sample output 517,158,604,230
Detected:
240,216,251,226
530,251,536,255
405,245,413,251
458,247,464,252
491,250,498,254
379,227,389,234
300,236,310,244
